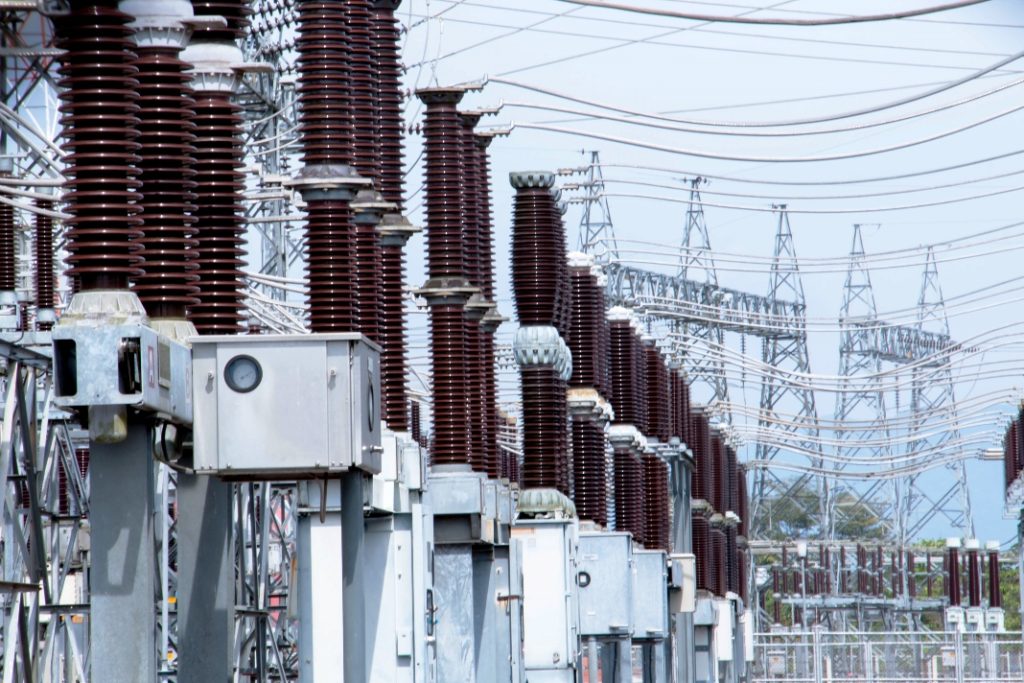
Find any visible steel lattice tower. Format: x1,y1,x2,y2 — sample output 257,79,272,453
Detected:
833,224,893,541
677,177,731,421
902,247,974,540
751,207,825,538
576,150,619,262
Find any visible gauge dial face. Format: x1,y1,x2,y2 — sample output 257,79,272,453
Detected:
224,355,263,393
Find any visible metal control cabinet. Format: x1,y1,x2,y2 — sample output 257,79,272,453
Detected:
632,550,669,640
577,532,634,637
191,334,382,477
53,324,193,423
516,519,579,682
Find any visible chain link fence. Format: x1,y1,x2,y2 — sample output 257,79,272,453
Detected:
752,630,1024,682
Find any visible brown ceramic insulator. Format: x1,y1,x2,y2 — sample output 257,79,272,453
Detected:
632,334,648,434
429,304,470,465
689,409,709,502
420,90,466,280
644,345,671,441
571,415,608,526
1017,413,1024,479
295,1,352,166
709,434,724,514
353,216,382,341
549,196,571,339
520,366,567,491
726,445,738,513
988,547,1001,608
481,334,501,478
410,400,422,445
0,177,13,294
460,116,482,289
369,1,410,431
345,0,376,178
609,320,637,424
380,243,409,430
54,2,143,291
1006,421,1018,490
511,186,561,326
568,267,597,387
370,0,404,208
693,512,710,591
642,453,670,550
34,201,54,330
189,91,246,334
737,465,749,537
190,1,251,42
475,134,497,301
463,316,485,473
967,547,981,607
131,45,199,319
305,200,357,332
710,527,726,597
726,525,738,594
613,448,644,543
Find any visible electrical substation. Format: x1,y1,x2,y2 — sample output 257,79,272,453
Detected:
0,0,1022,681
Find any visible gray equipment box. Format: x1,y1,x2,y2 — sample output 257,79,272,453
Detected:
577,532,633,637
191,333,382,477
632,550,669,640
53,324,193,424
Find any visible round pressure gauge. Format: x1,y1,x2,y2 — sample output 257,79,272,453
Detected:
224,355,263,393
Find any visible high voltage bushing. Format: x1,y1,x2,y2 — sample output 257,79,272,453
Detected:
123,0,200,322
607,307,638,425
965,538,981,608
642,449,670,551
182,0,253,334
609,424,645,544
568,392,612,526
947,538,962,606
474,132,504,478
293,0,372,334
709,516,726,597
370,0,418,432
54,1,143,292
631,331,648,435
987,541,1001,608
567,252,606,390
511,169,572,492
460,112,491,475
643,340,671,442
416,87,475,467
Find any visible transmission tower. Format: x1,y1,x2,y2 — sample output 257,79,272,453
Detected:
576,150,619,262
902,247,974,540
833,225,892,541
751,207,825,538
677,177,731,420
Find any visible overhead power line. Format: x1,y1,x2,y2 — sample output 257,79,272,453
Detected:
554,0,993,26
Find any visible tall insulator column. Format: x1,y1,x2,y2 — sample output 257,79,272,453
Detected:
475,132,503,479
371,0,417,432
460,112,487,475
54,1,143,292
642,450,670,550
947,538,961,606
418,88,473,467
185,1,252,334
568,252,610,523
987,541,1001,608
126,3,199,323
608,308,638,424
511,170,571,492
0,160,15,322
345,0,387,340
965,539,981,607
35,199,56,330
